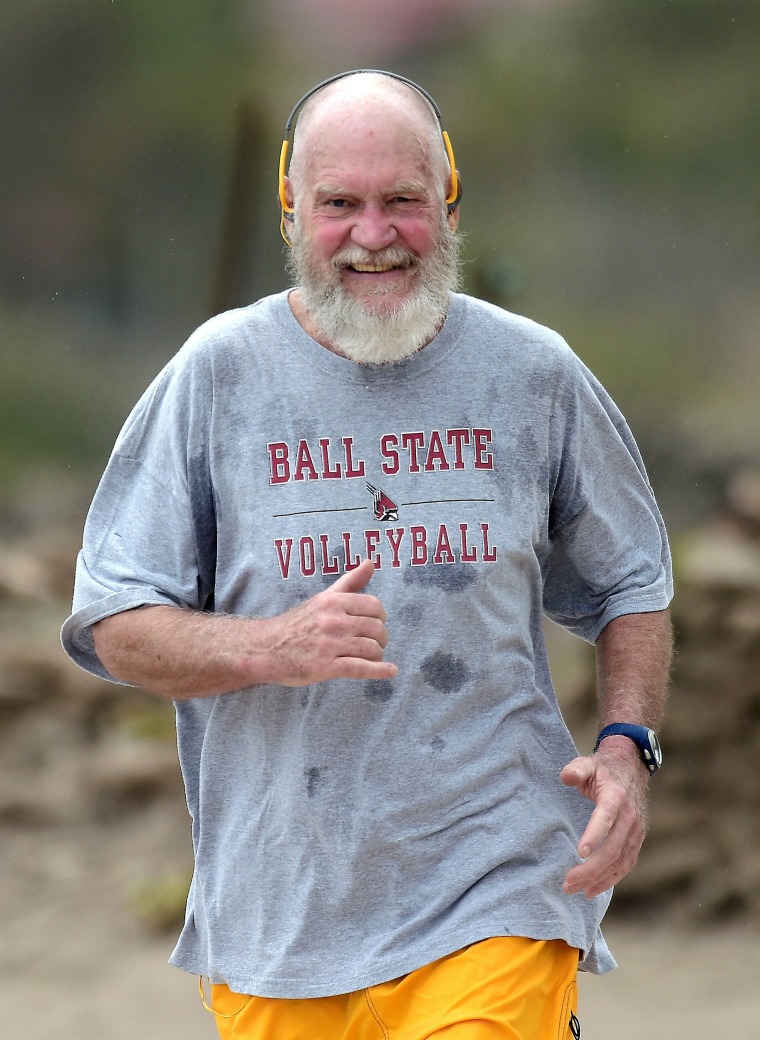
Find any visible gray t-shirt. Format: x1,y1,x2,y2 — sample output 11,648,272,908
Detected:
62,291,672,997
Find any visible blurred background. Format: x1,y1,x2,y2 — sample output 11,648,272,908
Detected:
1,1,759,1037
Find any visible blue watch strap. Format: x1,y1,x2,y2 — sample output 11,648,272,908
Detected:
594,723,662,774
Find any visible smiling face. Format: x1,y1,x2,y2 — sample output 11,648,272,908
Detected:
286,78,461,364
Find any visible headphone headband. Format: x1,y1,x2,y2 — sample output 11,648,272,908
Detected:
278,69,460,244
284,69,445,134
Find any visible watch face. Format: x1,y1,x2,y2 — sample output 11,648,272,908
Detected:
648,728,663,767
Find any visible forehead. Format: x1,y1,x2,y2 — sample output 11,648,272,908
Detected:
310,121,435,190
291,85,444,191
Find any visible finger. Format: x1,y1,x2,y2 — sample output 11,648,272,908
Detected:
314,609,388,646
331,657,399,681
564,813,643,896
342,594,388,625
338,634,388,662
584,842,642,897
559,756,595,791
565,846,637,899
565,866,619,900
329,558,376,594
350,617,389,649
564,834,621,892
576,794,621,859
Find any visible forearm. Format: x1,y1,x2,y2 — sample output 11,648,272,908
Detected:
591,607,672,782
595,609,672,730
561,608,673,897
91,560,398,699
92,606,278,699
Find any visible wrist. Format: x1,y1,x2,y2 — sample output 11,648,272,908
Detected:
233,615,287,687
594,734,644,768
594,722,663,774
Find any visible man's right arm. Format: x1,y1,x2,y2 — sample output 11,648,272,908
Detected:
92,559,397,699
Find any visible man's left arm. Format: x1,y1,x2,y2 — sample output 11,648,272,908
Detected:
560,608,673,898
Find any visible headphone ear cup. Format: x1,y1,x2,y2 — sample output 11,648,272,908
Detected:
280,210,293,247
447,176,462,215
278,139,296,245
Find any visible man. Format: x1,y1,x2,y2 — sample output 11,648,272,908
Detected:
62,70,673,1039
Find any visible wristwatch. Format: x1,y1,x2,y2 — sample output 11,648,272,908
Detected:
594,723,663,774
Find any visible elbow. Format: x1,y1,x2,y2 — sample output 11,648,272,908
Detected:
91,614,128,679
91,612,175,699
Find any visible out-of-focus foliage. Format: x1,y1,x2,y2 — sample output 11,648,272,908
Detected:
1,1,255,323
1,0,758,525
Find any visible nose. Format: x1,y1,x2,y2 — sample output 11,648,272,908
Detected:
350,203,397,251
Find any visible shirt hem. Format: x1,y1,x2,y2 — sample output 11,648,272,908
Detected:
169,923,616,999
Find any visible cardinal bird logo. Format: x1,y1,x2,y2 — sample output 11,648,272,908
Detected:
366,482,399,522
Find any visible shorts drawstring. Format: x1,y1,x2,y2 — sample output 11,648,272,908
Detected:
198,976,254,1018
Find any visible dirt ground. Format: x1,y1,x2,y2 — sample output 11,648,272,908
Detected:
3,807,758,1040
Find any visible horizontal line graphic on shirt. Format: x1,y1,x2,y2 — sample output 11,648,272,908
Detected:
272,498,495,519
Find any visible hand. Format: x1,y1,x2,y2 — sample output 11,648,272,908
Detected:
559,741,648,899
256,558,398,687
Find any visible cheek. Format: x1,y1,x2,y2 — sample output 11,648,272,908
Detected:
311,225,350,264
398,217,440,257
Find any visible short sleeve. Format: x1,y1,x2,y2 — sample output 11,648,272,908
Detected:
542,360,673,642
61,350,216,680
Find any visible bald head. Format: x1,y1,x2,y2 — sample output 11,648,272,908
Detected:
287,72,451,199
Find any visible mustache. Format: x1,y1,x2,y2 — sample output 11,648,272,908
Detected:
330,246,419,271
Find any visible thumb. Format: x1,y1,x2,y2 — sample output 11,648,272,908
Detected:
329,558,376,594
560,755,595,790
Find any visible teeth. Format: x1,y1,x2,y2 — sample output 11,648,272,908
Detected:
351,263,396,272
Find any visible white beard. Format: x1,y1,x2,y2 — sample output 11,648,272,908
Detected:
288,223,462,365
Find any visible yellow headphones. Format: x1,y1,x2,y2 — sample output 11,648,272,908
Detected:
278,69,461,245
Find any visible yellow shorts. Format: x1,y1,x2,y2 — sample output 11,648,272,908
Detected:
203,936,581,1040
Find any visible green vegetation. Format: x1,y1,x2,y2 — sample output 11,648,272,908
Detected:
0,308,165,489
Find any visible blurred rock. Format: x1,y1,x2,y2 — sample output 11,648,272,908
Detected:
726,468,760,535
83,734,184,823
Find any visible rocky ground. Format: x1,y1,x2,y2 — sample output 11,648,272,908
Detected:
2,471,760,1038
